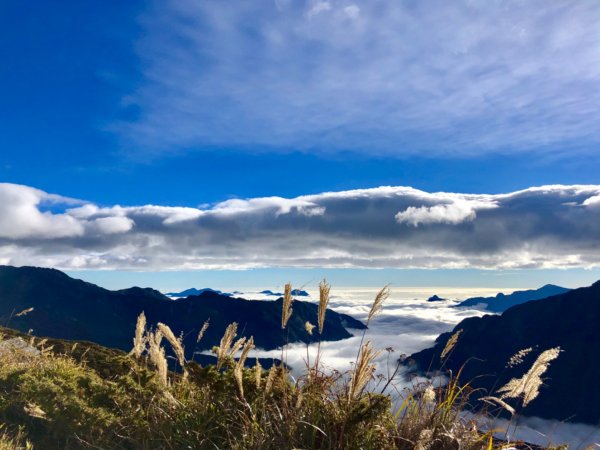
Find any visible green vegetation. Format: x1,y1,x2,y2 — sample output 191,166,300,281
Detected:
0,283,560,449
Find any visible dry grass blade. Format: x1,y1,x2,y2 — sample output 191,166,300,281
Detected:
348,341,380,401
24,402,47,420
281,282,294,329
497,346,561,406
479,396,516,416
441,329,462,360
367,285,390,323
130,312,147,358
317,279,330,334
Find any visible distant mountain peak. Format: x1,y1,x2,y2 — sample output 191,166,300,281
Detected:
165,288,232,298
455,284,570,312
259,289,309,297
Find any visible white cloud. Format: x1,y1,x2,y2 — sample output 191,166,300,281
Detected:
116,0,600,158
90,216,135,234
211,197,325,217
343,4,359,19
582,194,600,208
306,1,331,18
0,183,84,239
2,182,600,270
395,200,497,226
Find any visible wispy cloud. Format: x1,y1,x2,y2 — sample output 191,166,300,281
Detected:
2,182,600,270
117,0,600,158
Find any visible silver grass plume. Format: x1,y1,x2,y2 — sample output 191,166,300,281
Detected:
234,337,255,397
214,323,247,370
506,347,534,368
130,312,147,359
440,329,462,360
148,330,168,386
497,346,562,406
317,279,330,334
157,322,187,379
367,285,390,323
197,319,210,343
348,341,380,401
281,283,294,329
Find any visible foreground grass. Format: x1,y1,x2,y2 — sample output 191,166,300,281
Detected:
0,283,559,449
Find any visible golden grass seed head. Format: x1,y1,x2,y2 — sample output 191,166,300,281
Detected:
318,279,330,334
157,322,186,369
506,347,534,368
130,312,147,359
497,346,561,406
441,329,462,360
196,319,210,343
348,341,380,401
281,282,294,329
367,285,390,323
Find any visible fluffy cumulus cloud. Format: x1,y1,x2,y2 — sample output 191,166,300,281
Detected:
117,0,600,158
2,182,600,270
395,199,497,226
0,183,84,239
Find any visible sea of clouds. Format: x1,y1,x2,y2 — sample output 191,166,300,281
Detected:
236,286,600,448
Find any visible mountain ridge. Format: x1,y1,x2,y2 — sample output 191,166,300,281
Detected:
165,287,232,297
454,284,571,312
0,266,365,359
408,280,600,424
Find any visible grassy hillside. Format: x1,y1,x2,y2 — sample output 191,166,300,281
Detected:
0,283,564,449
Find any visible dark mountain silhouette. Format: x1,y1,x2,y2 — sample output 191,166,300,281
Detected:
427,295,445,302
454,284,570,312
165,287,232,297
408,281,600,424
0,266,365,360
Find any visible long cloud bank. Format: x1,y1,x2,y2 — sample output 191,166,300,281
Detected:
1,182,600,270
119,0,600,158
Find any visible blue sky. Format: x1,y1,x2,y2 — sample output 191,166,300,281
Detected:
1,1,600,290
